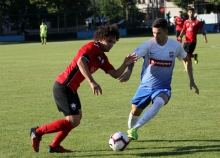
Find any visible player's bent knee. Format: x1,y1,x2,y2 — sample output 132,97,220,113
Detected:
66,115,81,128
70,120,80,128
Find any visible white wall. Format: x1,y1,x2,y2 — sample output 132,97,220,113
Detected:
164,1,182,18
197,14,220,24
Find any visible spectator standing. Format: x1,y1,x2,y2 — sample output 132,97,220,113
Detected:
101,14,106,26
95,15,100,28
87,16,93,30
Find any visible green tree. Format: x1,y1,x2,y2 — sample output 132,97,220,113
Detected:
0,0,10,35
94,0,141,25
30,0,91,30
209,0,220,5
170,0,193,10
0,0,38,35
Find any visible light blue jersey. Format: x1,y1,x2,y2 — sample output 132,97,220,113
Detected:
133,38,186,90
131,38,187,108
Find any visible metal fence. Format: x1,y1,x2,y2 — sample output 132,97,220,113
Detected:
1,3,219,36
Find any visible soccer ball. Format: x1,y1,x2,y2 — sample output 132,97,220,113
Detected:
109,132,130,151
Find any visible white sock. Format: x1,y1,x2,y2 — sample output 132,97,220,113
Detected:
128,112,139,129
133,97,165,129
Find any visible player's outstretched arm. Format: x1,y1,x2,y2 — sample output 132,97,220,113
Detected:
184,56,199,94
177,30,185,41
108,53,137,79
118,63,134,83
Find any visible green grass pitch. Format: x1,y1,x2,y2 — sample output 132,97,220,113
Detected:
0,34,220,158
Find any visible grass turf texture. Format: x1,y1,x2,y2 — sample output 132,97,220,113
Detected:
0,34,220,158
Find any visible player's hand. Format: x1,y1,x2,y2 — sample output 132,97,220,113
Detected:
118,70,132,83
124,53,138,66
90,81,102,96
177,36,182,41
190,82,199,94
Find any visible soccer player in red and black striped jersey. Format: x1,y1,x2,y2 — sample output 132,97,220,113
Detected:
178,8,207,71
29,25,138,153
174,11,186,43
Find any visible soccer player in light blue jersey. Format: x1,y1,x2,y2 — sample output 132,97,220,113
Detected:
118,18,199,140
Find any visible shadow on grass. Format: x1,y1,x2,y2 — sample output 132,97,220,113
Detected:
52,139,220,157
130,139,220,157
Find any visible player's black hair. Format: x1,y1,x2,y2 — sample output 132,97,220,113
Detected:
152,18,167,30
94,25,120,41
179,11,183,13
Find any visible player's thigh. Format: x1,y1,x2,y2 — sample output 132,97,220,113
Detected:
53,81,81,116
183,42,196,54
131,88,152,115
40,33,46,38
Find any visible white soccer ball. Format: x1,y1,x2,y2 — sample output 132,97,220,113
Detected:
109,132,130,151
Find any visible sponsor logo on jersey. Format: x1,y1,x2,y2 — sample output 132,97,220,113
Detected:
150,58,172,67
70,103,76,110
169,51,174,58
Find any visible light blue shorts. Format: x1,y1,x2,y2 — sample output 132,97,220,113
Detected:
131,88,171,109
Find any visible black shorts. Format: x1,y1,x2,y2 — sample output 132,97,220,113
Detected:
176,30,181,37
183,42,197,54
53,81,81,116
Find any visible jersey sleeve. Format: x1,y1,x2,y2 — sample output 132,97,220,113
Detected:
132,41,149,59
79,42,100,62
176,44,187,60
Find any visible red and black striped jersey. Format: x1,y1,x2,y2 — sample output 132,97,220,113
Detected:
183,19,203,43
56,41,115,93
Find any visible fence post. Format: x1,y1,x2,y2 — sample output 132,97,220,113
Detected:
76,17,78,31
57,13,59,32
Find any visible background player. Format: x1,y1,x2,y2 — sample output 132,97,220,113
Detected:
29,25,137,153
174,11,186,43
118,18,199,140
40,21,47,45
178,8,207,70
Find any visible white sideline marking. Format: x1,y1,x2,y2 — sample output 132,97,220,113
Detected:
211,45,220,48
